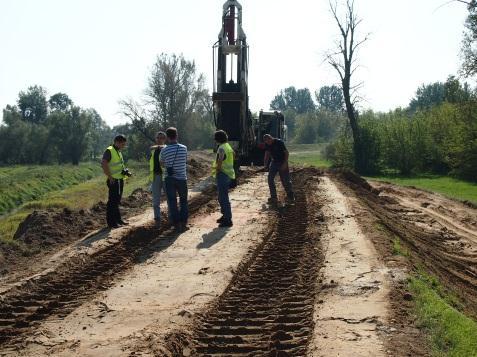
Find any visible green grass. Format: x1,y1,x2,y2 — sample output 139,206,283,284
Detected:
392,237,410,257
369,175,477,205
0,163,103,216
0,161,149,243
288,143,331,168
410,272,477,356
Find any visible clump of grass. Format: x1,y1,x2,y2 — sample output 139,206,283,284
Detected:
392,237,410,257
410,272,477,356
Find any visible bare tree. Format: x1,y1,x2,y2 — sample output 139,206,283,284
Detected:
327,0,369,173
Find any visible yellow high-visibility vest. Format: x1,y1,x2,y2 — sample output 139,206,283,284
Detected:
149,146,163,182
212,142,235,179
107,145,126,179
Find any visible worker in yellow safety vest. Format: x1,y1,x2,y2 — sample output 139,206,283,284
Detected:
149,131,166,227
212,130,235,227
101,134,130,229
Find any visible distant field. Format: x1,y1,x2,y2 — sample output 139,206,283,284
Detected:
288,143,331,168
368,175,477,204
0,161,149,243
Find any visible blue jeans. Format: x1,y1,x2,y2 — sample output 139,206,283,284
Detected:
164,177,188,225
217,172,232,221
268,161,294,199
151,174,163,221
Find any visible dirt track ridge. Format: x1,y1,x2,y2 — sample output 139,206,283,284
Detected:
0,185,218,349
190,170,323,356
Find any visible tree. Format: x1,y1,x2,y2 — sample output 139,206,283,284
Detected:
17,85,48,124
120,53,209,147
327,0,369,174
49,106,92,164
270,86,315,113
409,82,445,111
49,93,73,112
315,85,344,112
461,0,477,77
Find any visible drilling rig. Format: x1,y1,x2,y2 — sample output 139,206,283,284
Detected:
212,0,285,166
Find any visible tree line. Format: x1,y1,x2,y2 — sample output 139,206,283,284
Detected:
0,54,216,165
0,86,112,165
326,76,477,181
269,85,348,144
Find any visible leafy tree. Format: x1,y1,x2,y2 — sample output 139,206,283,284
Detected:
409,82,446,111
444,75,472,103
461,0,477,77
315,85,344,112
49,93,73,112
270,86,315,114
17,85,48,124
49,107,92,165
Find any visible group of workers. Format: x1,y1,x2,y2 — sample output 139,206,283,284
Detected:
101,127,294,232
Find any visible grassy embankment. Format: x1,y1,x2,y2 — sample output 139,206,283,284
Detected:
369,175,477,205
391,212,477,355
409,272,477,356
287,143,331,168
0,161,149,244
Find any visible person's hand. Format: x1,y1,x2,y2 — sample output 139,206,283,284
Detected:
280,162,288,172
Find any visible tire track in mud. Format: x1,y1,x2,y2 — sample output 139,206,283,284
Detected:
334,170,477,318
0,184,220,349
190,169,323,356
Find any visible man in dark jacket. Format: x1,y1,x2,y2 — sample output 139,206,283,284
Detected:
263,134,294,205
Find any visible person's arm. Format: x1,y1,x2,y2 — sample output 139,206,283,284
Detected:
264,150,270,168
216,147,225,173
101,158,114,183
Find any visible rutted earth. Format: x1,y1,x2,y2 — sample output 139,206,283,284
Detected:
0,166,476,356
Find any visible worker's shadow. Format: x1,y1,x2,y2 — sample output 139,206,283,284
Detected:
197,227,229,249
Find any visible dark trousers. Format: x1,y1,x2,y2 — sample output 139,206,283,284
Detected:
106,178,124,226
268,161,294,199
165,177,188,225
217,172,232,221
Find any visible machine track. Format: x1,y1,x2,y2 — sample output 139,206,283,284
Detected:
0,185,218,349
191,170,323,356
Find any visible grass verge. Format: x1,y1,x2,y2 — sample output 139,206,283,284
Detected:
288,143,331,168
0,163,103,216
410,272,477,356
369,175,477,205
0,161,149,243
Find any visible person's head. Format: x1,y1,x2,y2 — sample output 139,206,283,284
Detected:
113,134,127,150
155,131,166,145
165,127,178,142
214,130,228,144
263,134,273,146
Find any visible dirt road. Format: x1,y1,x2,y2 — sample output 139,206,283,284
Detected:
1,168,476,356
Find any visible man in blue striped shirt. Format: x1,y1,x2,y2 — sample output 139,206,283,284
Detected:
160,127,188,232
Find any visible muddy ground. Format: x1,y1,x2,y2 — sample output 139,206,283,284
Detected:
0,166,476,356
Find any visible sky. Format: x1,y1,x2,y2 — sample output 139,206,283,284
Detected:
0,0,469,126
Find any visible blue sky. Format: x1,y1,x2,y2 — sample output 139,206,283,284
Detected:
0,0,469,126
